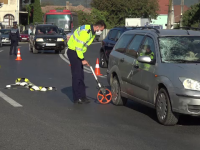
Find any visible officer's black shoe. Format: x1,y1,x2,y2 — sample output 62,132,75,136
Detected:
83,97,90,103
74,99,85,104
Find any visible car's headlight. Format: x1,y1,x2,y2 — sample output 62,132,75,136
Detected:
179,77,200,91
36,38,43,42
57,38,64,41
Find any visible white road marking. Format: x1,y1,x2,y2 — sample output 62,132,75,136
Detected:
0,50,3,52
0,91,23,107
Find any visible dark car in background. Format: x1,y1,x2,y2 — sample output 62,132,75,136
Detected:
58,28,67,41
99,26,143,68
20,30,29,42
29,24,67,54
0,29,11,45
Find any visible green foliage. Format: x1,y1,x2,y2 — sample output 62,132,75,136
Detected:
182,3,200,27
90,0,159,28
41,2,54,7
33,0,43,23
25,4,32,24
77,8,112,28
55,7,66,10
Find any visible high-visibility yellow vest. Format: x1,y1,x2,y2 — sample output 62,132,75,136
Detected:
68,25,96,59
138,52,154,71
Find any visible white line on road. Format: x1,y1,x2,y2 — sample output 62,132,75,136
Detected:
0,91,23,107
0,50,3,52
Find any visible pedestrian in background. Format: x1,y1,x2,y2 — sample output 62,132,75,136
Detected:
67,20,106,104
9,21,20,55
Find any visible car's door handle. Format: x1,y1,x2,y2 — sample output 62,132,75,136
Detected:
120,58,124,62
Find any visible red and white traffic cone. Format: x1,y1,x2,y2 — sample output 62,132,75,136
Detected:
94,58,102,76
15,48,22,61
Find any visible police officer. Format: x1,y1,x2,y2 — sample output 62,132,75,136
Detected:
67,20,106,104
9,21,20,55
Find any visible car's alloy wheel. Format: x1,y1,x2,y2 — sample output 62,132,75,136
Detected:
156,88,179,126
111,76,127,106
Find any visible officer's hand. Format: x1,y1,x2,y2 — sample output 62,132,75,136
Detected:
82,60,90,66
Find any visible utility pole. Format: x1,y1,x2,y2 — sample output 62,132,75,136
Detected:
180,0,184,27
167,0,173,29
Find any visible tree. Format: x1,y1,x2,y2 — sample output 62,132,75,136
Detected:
33,0,43,23
91,0,159,27
182,3,200,27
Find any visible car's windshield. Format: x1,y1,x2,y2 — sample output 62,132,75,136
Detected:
159,36,200,63
0,30,10,34
35,26,59,35
46,15,71,31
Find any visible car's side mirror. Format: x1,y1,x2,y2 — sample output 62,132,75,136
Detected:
137,56,155,64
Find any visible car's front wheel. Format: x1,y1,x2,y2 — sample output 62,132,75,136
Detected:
100,52,108,68
111,76,127,106
156,88,179,126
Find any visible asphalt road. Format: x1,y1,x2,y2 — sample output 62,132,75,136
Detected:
0,43,200,150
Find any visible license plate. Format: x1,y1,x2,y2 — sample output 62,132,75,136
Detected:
46,43,56,46
22,38,27,40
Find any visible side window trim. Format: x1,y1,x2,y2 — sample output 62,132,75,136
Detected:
138,35,156,55
124,34,146,58
114,34,135,53
108,29,118,41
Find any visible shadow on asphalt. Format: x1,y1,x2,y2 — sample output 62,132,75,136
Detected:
125,100,200,126
125,100,158,123
61,86,74,103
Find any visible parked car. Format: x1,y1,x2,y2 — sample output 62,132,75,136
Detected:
99,26,143,68
20,30,29,42
0,32,2,47
0,29,11,45
29,24,67,54
107,27,200,125
58,28,67,41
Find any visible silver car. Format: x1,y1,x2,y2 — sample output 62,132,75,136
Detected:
107,28,200,125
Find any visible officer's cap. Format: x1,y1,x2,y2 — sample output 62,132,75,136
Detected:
13,21,17,25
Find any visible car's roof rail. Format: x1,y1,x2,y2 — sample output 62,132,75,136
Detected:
178,26,200,31
34,22,56,26
140,27,160,34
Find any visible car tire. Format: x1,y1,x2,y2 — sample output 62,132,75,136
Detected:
156,88,179,126
55,50,59,54
111,76,127,106
33,47,38,54
100,52,108,68
60,50,65,54
0,41,2,47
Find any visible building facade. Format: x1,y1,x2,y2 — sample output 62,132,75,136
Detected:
0,0,28,29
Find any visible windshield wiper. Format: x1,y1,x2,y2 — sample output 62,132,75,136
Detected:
164,59,200,63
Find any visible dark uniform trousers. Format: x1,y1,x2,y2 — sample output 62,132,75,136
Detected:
67,49,86,101
10,40,18,55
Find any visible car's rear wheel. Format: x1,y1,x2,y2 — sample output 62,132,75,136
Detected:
111,76,127,106
100,52,108,68
33,46,38,54
156,88,179,126
0,41,2,47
